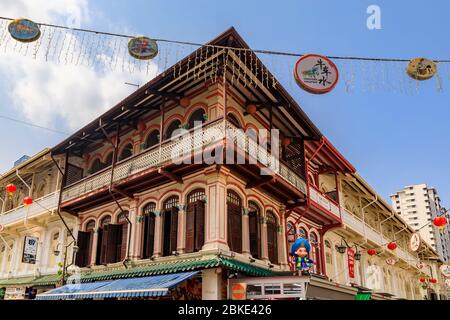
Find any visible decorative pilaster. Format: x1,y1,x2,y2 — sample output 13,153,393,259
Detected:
152,210,163,257
90,228,99,266
241,207,251,255
127,204,138,260
279,206,288,268
261,216,269,261
177,204,187,253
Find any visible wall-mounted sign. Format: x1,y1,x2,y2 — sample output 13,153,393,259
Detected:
347,248,355,279
231,283,247,300
22,236,38,264
440,264,450,278
128,36,158,60
406,58,437,81
8,18,41,43
294,54,339,94
409,233,421,252
386,257,397,266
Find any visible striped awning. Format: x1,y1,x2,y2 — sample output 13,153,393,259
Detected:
35,271,198,300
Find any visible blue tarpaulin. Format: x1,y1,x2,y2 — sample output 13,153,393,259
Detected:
35,271,199,300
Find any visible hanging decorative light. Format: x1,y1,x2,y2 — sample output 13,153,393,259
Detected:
406,58,437,81
367,249,377,256
6,184,17,198
419,277,426,283
433,216,447,229
127,36,158,60
179,97,191,108
281,137,292,147
246,104,257,115
429,278,437,284
387,242,397,251
23,197,33,206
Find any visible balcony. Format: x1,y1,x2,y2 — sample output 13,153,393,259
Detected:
0,192,59,226
62,119,307,205
308,186,341,220
341,207,428,274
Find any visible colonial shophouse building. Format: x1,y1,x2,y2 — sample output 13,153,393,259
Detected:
0,28,447,300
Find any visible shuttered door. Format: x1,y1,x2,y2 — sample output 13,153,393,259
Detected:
194,200,205,252
86,230,93,265
96,228,103,265
99,226,108,264
75,231,90,267
185,204,196,253
249,212,260,259
267,221,278,263
170,207,179,254
227,203,242,253
119,223,128,261
143,214,155,258
105,224,121,264
162,211,171,257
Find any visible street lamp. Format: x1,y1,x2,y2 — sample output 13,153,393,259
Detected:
335,238,361,260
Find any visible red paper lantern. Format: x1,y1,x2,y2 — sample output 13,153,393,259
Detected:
246,104,257,115
179,97,191,108
429,278,437,284
282,137,292,147
23,197,33,206
433,216,447,229
387,242,397,250
367,249,376,256
419,277,426,283
6,184,17,195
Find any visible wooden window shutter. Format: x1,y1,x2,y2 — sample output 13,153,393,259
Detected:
249,212,260,259
96,228,103,265
119,223,128,261
86,230,94,265
194,200,205,252
143,214,155,258
75,231,90,267
100,225,109,264
267,220,278,263
185,203,195,253
227,203,242,253
170,207,178,254
105,224,121,264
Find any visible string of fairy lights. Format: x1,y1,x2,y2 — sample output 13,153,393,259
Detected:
1,16,450,96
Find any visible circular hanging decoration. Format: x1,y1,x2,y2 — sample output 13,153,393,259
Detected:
6,184,17,197
128,36,158,60
367,249,377,256
387,241,397,251
23,197,33,206
419,277,426,283
293,54,339,94
386,257,397,266
406,58,437,81
281,137,292,147
8,18,41,43
433,216,447,229
440,264,450,278
429,278,437,284
179,97,191,108
246,104,257,115
409,233,421,252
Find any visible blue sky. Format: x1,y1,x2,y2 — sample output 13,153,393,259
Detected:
0,0,449,207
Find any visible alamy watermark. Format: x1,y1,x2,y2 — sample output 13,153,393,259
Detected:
367,5,381,30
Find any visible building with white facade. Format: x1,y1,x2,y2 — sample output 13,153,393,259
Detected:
391,184,450,263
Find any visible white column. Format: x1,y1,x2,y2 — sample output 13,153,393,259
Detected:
153,210,163,257
202,268,223,300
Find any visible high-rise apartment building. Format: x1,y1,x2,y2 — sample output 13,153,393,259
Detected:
391,184,450,262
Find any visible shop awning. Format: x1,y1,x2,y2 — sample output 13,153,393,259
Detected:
35,271,198,300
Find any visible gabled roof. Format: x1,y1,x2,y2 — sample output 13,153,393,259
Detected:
51,27,322,155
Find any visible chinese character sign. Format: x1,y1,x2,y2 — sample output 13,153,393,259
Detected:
347,248,355,279
22,236,38,264
294,54,339,94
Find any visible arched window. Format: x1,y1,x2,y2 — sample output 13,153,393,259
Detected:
309,232,320,274
188,109,206,129
165,119,182,140
118,144,133,161
117,211,129,261
186,189,206,253
76,220,95,268
298,227,307,239
90,158,104,174
142,202,156,259
48,232,60,269
4,243,13,274
248,201,261,259
145,130,160,150
0,245,6,274
162,196,179,256
97,215,111,265
324,239,334,278
266,211,278,264
227,113,242,128
104,152,113,167
287,222,296,257
227,190,242,253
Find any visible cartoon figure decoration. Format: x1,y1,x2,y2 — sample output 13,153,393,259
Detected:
290,237,314,276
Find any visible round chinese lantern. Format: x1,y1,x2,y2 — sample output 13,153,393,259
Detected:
367,249,377,256
6,184,17,198
23,197,33,206
433,216,447,229
419,277,426,283
179,97,191,108
387,242,397,251
429,278,437,284
282,137,292,147
246,104,257,115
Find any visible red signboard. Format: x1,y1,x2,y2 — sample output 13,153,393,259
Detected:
347,248,355,279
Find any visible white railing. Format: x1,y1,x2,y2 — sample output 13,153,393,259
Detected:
62,120,308,203
0,192,59,226
308,186,340,219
